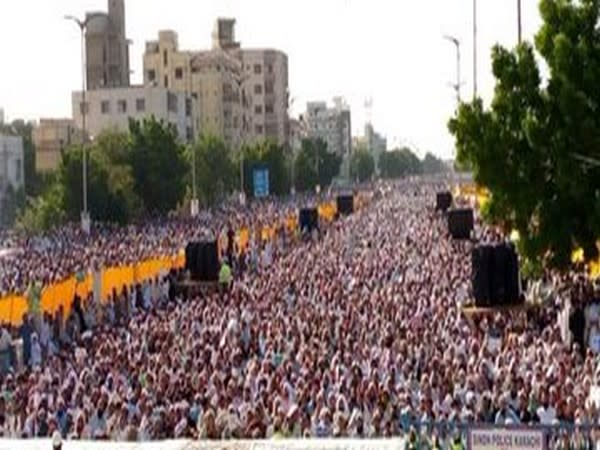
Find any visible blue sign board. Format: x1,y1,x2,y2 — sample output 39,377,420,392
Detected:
253,166,270,198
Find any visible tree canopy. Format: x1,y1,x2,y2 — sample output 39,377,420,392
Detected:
350,147,375,182
448,0,600,269
240,140,291,197
378,147,423,179
192,134,236,206
294,138,342,192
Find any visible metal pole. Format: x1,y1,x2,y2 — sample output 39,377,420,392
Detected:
473,0,478,100
80,25,88,219
456,42,461,103
517,0,522,44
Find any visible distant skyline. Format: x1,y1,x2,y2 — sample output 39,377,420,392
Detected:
0,0,542,159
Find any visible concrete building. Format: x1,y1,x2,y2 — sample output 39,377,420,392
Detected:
72,85,193,142
0,135,24,218
85,0,130,89
0,108,4,125
143,19,289,149
305,98,352,157
33,119,84,172
239,49,289,144
289,117,307,155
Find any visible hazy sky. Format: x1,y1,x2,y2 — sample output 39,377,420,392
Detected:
0,0,542,159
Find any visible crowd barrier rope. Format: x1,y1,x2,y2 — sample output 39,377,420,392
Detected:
0,199,355,326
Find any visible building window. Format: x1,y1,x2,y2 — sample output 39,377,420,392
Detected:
267,64,273,73
167,92,178,113
147,69,156,81
186,126,193,142
136,98,146,112
163,49,168,66
265,103,274,114
255,125,263,134
101,100,110,114
216,65,221,72
79,102,89,115
175,67,183,79
265,81,274,94
254,105,263,114
254,84,262,95
164,75,168,88
117,100,127,113
185,98,192,117
254,64,262,74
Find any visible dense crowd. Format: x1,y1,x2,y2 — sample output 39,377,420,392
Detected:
0,199,298,296
0,180,599,448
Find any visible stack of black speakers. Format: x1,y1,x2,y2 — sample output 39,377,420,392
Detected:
472,242,521,307
337,194,354,215
185,241,220,282
436,191,452,212
448,208,474,240
299,208,319,233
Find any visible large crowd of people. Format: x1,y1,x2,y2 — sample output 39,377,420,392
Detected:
0,180,599,448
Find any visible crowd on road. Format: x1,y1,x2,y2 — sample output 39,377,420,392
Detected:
0,180,599,448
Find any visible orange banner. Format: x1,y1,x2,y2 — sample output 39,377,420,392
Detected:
0,296,28,326
101,266,134,302
41,277,77,317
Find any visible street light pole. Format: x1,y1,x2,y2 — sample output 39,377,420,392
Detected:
65,13,102,232
517,0,522,44
444,35,461,104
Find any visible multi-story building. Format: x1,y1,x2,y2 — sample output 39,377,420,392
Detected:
72,85,193,142
289,117,307,155
0,109,4,125
85,0,130,90
0,135,24,218
143,18,289,149
33,119,84,172
305,98,352,157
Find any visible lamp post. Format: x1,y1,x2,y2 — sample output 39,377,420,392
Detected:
65,13,103,232
473,0,478,100
517,0,522,44
443,35,461,104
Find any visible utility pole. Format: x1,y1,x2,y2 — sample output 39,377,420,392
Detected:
444,35,461,104
517,0,522,44
473,0,478,100
65,12,103,232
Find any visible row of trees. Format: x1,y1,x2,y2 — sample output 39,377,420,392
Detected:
3,115,447,231
448,0,600,271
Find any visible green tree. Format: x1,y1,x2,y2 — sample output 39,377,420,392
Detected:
448,0,600,269
350,147,375,182
16,183,65,233
379,147,422,179
128,117,188,215
0,184,26,228
422,152,447,174
192,134,235,206
294,138,342,192
58,144,137,224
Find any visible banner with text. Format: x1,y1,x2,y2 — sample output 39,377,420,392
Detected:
468,427,545,450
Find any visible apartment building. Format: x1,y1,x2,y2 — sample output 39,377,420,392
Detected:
305,98,352,157
72,85,193,141
143,18,289,149
85,0,130,90
33,119,84,172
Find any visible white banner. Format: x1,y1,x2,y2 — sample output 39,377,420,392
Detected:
469,427,545,450
0,438,406,450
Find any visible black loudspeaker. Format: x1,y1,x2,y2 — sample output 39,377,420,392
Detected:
186,241,219,281
299,208,319,233
472,245,493,306
472,243,521,307
436,191,452,211
185,242,200,272
337,195,354,215
448,208,474,239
